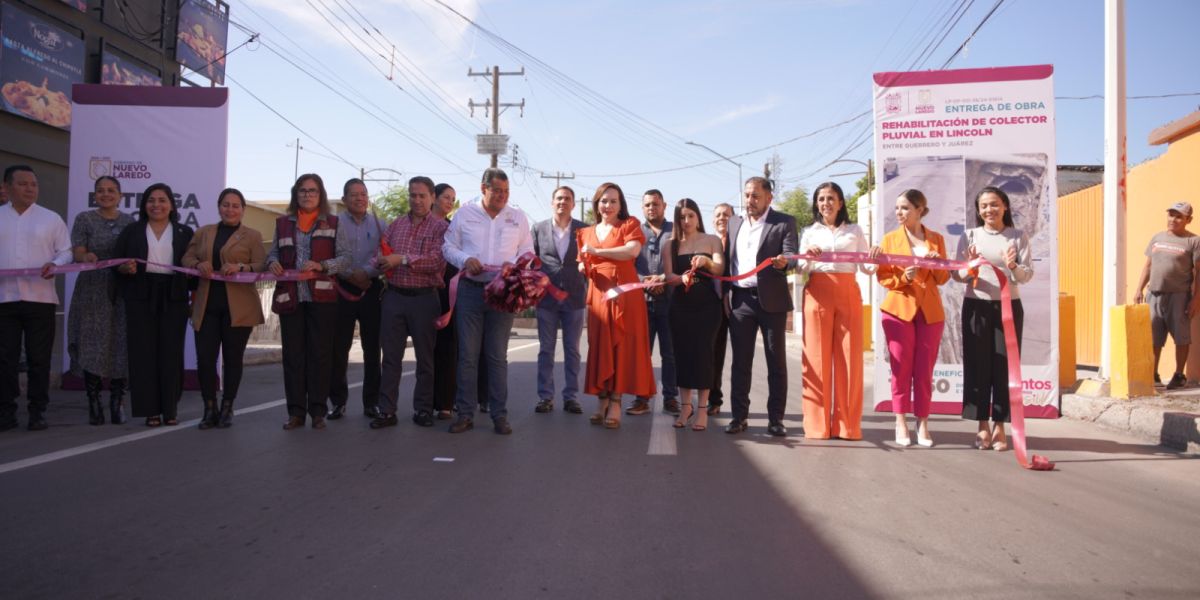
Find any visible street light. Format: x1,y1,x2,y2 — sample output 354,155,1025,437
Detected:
686,141,743,205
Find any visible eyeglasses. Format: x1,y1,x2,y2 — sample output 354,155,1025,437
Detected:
299,188,320,196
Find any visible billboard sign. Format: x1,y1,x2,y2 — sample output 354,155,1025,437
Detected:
175,0,228,85
0,2,84,129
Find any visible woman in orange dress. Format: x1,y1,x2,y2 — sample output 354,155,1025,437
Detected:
578,182,656,429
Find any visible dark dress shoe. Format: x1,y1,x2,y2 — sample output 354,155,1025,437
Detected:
436,410,452,420
663,398,681,415
767,422,788,437
479,402,490,414
725,419,748,434
363,405,383,419
371,413,399,429
282,416,305,430
707,401,722,416
311,416,327,430
493,417,513,435
564,400,583,414
411,411,434,427
327,404,347,420
449,418,474,433
534,399,553,413
27,414,48,431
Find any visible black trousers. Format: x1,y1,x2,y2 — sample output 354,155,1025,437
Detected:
961,297,1024,423
195,308,253,404
279,302,337,418
711,311,730,405
125,281,189,419
330,280,382,411
728,288,789,423
0,301,55,422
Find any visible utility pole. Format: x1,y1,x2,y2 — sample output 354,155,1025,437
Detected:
290,138,302,181
1100,0,1126,378
468,66,525,168
540,171,575,189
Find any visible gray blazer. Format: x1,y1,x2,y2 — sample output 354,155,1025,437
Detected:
725,209,799,314
531,218,587,310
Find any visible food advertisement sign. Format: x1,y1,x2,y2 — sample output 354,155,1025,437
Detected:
102,48,160,86
0,2,84,129
175,0,228,85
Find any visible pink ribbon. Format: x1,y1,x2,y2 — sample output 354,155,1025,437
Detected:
0,258,320,282
435,252,567,330
605,250,1053,472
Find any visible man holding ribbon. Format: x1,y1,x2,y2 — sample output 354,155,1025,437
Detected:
329,178,386,421
630,190,680,416
370,176,447,429
442,168,533,435
724,177,797,437
0,165,72,431
531,186,587,415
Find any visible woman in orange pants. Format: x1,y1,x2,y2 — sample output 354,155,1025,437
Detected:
800,182,876,440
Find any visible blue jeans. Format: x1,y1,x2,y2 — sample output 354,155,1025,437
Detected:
536,302,585,403
454,282,515,421
640,300,678,400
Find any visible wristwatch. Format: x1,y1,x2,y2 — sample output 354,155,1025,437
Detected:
400,255,409,266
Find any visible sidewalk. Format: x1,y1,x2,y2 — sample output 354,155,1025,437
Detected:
1063,383,1200,452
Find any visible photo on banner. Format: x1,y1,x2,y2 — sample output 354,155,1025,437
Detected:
870,65,1060,417
63,84,230,385
175,0,229,85
0,1,84,129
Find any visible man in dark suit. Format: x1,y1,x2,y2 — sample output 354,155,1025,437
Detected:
531,186,588,414
725,177,798,436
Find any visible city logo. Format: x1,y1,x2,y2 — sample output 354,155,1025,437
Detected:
885,92,902,114
915,89,935,114
88,158,112,180
112,160,153,180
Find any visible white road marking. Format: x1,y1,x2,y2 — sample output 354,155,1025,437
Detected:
646,396,679,456
0,340,542,476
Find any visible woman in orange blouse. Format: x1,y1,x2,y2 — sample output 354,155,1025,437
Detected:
578,182,656,429
876,189,950,447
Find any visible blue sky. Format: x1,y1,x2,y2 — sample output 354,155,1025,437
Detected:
220,0,1200,223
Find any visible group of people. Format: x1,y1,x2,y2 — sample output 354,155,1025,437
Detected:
1,163,1039,450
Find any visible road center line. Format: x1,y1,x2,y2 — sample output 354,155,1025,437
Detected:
0,340,541,476
647,397,678,456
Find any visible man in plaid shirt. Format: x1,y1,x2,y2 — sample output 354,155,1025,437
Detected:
370,176,449,429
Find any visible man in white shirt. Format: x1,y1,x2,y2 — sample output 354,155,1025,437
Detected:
0,165,73,431
724,177,797,437
442,168,534,434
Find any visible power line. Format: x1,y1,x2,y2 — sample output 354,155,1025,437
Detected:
304,0,478,140
939,0,1005,69
239,33,472,171
224,72,360,171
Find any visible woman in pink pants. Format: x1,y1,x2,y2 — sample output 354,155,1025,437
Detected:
877,189,949,447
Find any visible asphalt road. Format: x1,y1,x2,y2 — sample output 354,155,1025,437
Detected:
1,333,1198,600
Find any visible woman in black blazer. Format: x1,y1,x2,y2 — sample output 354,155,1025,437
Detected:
113,183,195,426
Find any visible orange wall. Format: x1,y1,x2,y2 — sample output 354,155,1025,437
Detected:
1058,185,1103,366
1057,129,1200,376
